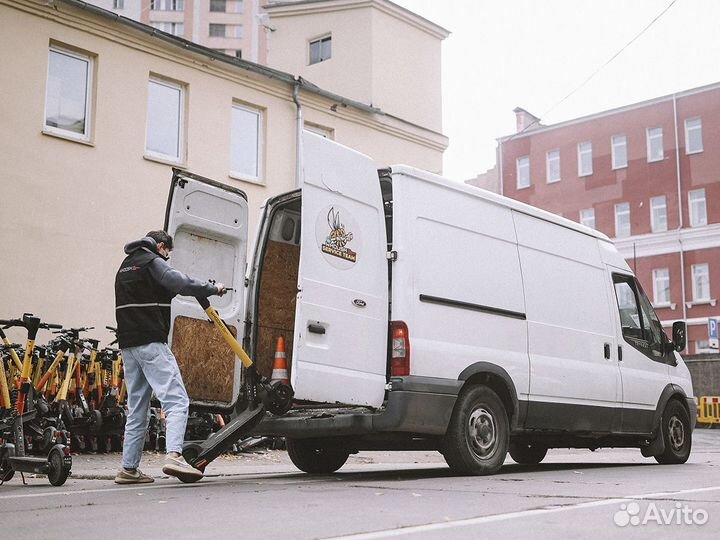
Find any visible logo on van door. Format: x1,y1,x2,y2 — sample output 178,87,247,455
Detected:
317,206,359,268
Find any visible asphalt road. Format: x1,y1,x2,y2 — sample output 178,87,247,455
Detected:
2,429,719,540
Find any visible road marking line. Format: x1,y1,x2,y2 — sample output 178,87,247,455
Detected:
321,485,720,540
0,480,234,500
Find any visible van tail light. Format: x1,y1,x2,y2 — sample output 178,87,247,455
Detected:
390,321,410,377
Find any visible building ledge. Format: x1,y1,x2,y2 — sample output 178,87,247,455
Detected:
614,223,720,259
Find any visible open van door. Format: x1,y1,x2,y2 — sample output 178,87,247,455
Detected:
164,170,248,410
292,132,389,407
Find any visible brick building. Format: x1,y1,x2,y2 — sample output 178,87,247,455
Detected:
498,82,720,355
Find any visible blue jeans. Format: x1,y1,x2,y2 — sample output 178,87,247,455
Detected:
120,342,189,469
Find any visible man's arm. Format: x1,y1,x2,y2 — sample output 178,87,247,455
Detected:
147,258,221,297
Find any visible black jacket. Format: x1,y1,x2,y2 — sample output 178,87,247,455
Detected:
114,237,217,348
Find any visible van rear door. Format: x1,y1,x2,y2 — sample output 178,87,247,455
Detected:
164,169,249,410
292,132,388,407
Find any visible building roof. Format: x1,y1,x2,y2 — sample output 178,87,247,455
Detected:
265,0,450,39
57,0,384,115
499,80,720,143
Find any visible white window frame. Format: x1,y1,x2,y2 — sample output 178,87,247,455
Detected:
691,263,710,302
611,134,627,169
614,202,631,238
229,102,264,184
151,21,184,36
304,123,334,139
646,127,664,162
652,268,671,306
650,195,667,233
546,149,560,183
151,0,184,10
44,45,94,143
685,117,703,155
579,208,595,229
577,141,592,176
516,156,530,189
688,188,707,227
144,77,185,164
113,0,125,9
309,35,332,65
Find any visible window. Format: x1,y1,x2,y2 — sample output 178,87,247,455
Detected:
688,189,707,227
44,46,93,141
304,123,334,139
151,0,184,10
615,202,630,238
145,78,184,163
516,156,530,189
210,0,226,12
309,36,331,65
691,263,710,302
546,150,560,183
646,127,664,162
151,22,184,36
579,208,595,229
577,141,592,176
209,24,226,37
652,268,670,305
113,0,125,8
613,274,668,361
227,25,243,39
227,0,245,14
650,195,667,233
230,103,262,182
611,134,627,169
685,117,703,154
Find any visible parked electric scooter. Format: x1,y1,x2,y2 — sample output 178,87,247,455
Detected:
0,314,72,486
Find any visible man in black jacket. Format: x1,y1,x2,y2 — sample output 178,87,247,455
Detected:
114,230,225,484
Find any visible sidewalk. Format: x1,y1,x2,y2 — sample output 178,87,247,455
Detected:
68,449,448,480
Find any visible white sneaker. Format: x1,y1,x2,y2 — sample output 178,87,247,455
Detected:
162,454,203,483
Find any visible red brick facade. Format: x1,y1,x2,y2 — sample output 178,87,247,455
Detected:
499,83,720,354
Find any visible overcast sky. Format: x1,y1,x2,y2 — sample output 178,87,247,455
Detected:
392,0,720,181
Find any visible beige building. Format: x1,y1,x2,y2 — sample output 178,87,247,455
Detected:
0,0,447,342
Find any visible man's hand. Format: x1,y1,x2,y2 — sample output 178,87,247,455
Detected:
215,283,227,297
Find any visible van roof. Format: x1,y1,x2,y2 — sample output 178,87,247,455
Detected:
388,165,613,244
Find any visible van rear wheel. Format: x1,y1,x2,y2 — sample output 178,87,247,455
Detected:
509,441,547,464
655,400,692,464
442,385,509,475
286,438,350,474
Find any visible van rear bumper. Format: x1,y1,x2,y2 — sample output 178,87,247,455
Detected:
252,376,461,438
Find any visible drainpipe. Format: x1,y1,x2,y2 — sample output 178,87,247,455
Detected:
498,140,504,196
292,79,303,188
673,93,688,322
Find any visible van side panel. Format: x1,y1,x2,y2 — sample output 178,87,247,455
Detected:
391,172,529,400
513,212,621,431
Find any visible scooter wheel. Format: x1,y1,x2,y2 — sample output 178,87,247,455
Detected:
0,448,14,482
47,449,70,486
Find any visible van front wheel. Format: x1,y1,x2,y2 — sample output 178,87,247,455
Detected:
654,400,692,465
442,385,509,475
286,438,350,474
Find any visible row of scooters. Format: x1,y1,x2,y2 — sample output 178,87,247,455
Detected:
0,313,235,486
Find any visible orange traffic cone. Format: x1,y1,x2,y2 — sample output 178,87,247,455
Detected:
271,336,289,384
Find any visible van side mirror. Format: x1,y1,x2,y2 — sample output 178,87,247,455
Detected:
672,321,686,352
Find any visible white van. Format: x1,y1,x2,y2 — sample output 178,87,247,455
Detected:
165,132,695,475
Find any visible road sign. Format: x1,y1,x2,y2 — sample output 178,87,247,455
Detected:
709,317,719,349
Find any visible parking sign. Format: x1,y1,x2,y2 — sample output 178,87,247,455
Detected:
709,317,719,349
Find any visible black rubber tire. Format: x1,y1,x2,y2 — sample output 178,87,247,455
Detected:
47,450,70,486
0,448,15,483
442,385,509,475
655,400,692,464
286,438,350,474
509,441,548,465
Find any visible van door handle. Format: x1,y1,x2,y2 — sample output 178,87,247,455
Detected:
308,323,326,335
604,343,611,359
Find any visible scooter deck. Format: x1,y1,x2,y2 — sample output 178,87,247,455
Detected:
182,405,266,470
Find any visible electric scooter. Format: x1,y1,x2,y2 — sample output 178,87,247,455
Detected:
180,296,293,481
0,315,73,486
